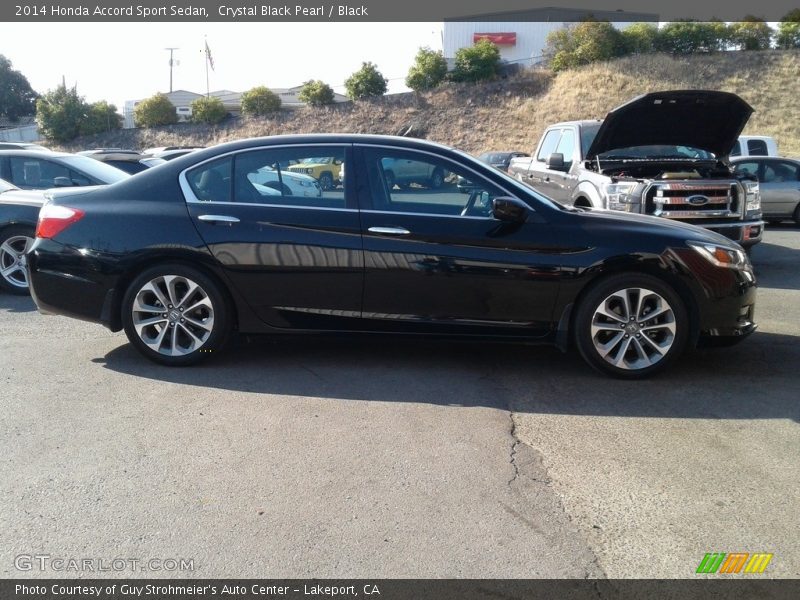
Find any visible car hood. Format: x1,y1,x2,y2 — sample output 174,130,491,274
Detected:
585,90,753,160
577,207,739,247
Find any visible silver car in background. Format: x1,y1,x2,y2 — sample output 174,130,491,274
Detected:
732,157,800,224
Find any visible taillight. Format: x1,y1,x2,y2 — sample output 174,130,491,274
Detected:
36,205,85,239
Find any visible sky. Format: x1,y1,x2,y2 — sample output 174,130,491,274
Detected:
1,22,443,109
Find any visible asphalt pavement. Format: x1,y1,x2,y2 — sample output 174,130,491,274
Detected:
1,226,797,579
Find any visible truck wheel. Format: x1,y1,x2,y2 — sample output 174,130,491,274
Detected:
318,172,334,191
429,168,444,189
574,274,688,378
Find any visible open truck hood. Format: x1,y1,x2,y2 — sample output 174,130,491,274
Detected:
585,90,753,160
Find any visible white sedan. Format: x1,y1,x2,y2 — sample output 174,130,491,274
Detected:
247,167,322,198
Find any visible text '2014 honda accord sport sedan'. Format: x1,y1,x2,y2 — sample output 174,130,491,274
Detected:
28,135,757,378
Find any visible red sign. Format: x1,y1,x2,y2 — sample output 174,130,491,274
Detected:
473,32,517,46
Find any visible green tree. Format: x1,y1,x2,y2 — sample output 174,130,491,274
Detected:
451,38,501,82
298,80,335,106
79,101,122,136
344,62,388,100
776,10,800,49
405,47,448,92
546,21,626,71
657,20,729,54
191,96,227,125
134,93,178,128
730,16,773,51
241,86,282,116
35,84,87,143
0,55,38,122
621,23,660,54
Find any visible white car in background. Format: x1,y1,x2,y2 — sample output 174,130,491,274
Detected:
731,136,779,158
247,166,322,197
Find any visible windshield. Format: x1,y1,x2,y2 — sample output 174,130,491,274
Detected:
0,178,19,194
61,156,131,184
598,145,715,160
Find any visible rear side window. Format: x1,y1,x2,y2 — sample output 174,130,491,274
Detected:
537,130,562,162
747,139,768,156
186,157,232,202
9,157,69,189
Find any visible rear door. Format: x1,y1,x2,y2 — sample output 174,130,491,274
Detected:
182,144,364,329
354,144,561,337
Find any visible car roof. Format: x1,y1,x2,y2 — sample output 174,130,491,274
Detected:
544,120,603,129
0,149,77,159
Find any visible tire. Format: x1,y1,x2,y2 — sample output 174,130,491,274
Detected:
121,264,230,366
318,172,334,191
0,226,35,295
384,170,396,190
573,273,689,378
429,168,444,189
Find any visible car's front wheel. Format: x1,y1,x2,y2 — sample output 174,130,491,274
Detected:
121,265,230,366
574,274,689,378
0,226,35,295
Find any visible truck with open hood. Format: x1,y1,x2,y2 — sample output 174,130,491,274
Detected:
508,90,763,249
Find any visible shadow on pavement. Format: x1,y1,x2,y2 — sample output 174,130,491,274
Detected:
0,291,36,313
96,329,800,422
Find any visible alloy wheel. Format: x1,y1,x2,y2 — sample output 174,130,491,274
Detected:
0,235,33,290
589,287,677,371
131,275,214,356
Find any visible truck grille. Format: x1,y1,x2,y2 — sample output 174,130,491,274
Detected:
645,182,740,219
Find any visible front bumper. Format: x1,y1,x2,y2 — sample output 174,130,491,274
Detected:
690,218,764,248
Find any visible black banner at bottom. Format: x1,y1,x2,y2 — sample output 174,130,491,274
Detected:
2,579,799,600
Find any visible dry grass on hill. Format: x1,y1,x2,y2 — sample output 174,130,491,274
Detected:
61,50,800,157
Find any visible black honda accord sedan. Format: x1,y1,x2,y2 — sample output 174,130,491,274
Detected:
27,134,757,377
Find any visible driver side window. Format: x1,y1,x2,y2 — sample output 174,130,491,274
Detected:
363,148,504,217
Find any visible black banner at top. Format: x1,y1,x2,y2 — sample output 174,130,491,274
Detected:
1,0,798,22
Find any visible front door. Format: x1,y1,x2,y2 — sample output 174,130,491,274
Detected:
354,145,561,337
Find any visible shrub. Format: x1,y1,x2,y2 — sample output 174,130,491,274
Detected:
776,9,800,49
35,84,86,142
405,47,448,92
241,86,281,116
79,100,122,136
658,20,730,54
191,96,227,125
621,23,660,54
546,21,626,71
134,93,178,128
298,80,335,106
729,16,773,51
345,62,388,100
451,39,501,82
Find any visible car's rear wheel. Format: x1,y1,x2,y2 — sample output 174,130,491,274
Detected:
429,168,444,189
574,274,688,378
122,265,230,366
0,226,34,295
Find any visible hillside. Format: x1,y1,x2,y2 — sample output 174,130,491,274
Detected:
62,50,800,156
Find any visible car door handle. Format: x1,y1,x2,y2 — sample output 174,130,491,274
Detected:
198,214,240,225
368,226,411,235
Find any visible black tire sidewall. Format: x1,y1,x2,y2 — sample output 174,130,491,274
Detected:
121,264,230,366
0,225,35,295
574,274,689,379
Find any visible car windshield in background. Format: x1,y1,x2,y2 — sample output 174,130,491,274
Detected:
599,145,715,160
60,156,131,184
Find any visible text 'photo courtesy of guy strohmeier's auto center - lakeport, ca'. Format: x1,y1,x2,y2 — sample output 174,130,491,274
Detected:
0,0,799,599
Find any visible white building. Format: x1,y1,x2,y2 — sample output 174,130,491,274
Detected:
123,86,349,129
443,7,659,69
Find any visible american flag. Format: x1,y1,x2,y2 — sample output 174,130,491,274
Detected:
205,40,214,71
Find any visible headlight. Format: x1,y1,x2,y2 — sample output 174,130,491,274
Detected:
687,241,749,270
744,180,760,212
602,181,639,211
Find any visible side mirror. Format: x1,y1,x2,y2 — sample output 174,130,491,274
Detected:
492,197,528,223
53,176,72,187
546,153,565,171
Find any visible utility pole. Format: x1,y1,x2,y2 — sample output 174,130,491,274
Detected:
165,48,179,92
